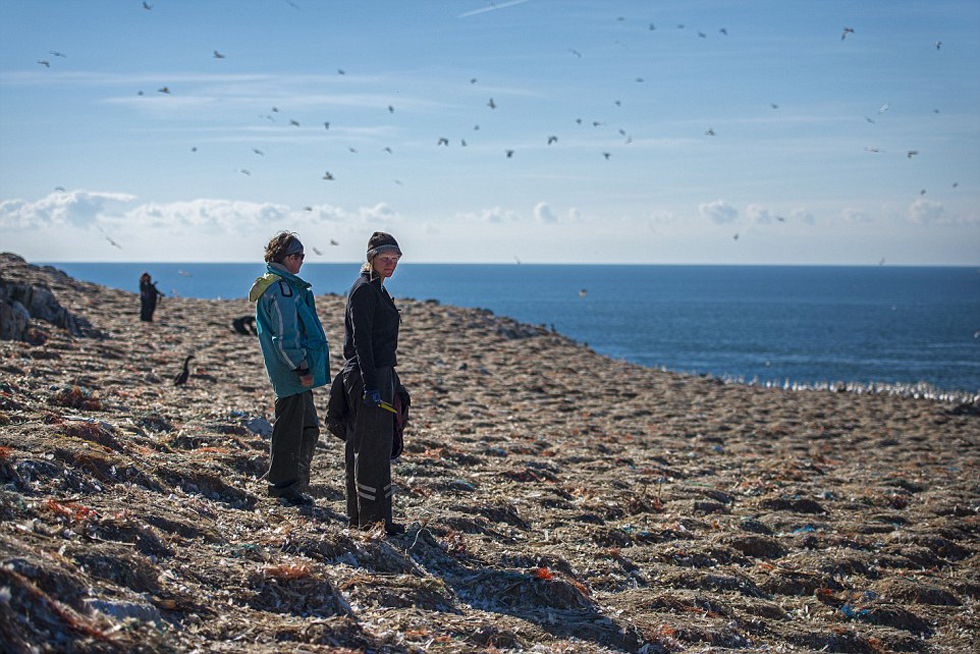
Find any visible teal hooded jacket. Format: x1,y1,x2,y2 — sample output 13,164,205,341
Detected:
249,264,329,398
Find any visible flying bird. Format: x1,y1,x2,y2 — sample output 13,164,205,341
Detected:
698,31,707,38
312,246,323,255
458,0,531,18
907,150,918,158
388,105,394,113
191,147,197,152
437,137,449,146
841,27,855,40
719,28,728,35
383,147,393,154
48,51,67,58
461,139,467,146
322,171,334,180
177,270,192,277
158,86,170,94
54,186,66,192
142,2,153,10
470,78,478,84
878,103,890,114
733,233,740,241
271,107,280,113
602,152,611,160
865,116,875,124
864,147,881,153
776,215,786,222
237,169,251,176
347,147,357,154
105,236,122,249
37,60,50,67
289,119,300,126
578,289,587,298
649,23,656,30
505,149,514,158
488,98,496,109
330,239,339,246
337,68,346,75
935,40,942,50
547,136,558,145
705,128,715,136
303,206,313,211
252,148,264,156
323,122,330,130
173,355,194,386
771,103,779,109
569,49,582,58
213,50,225,59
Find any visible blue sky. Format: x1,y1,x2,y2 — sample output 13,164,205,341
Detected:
1,0,978,264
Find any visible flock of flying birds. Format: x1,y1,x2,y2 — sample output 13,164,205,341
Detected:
32,1,957,252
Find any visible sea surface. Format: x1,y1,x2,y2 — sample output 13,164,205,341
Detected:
43,263,980,395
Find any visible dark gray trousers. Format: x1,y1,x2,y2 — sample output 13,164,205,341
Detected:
343,366,394,528
267,390,319,494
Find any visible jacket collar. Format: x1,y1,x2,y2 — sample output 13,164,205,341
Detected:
269,263,311,289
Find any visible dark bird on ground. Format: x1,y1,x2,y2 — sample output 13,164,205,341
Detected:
505,149,514,158
322,171,334,180
437,137,449,146
842,27,855,40
158,86,170,94
488,98,496,109
547,136,558,145
173,355,194,386
213,50,225,59
907,150,919,158
37,60,50,67
232,316,257,336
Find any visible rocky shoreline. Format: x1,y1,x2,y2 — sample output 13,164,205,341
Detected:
1,252,978,653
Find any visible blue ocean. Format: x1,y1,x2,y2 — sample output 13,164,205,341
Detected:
44,263,980,395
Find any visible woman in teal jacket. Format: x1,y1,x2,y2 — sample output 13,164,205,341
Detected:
249,232,329,505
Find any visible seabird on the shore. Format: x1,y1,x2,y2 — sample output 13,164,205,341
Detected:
173,355,194,386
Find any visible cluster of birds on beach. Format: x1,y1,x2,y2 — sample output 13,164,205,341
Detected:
32,1,960,252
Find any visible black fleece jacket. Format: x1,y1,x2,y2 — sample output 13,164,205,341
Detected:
343,271,400,392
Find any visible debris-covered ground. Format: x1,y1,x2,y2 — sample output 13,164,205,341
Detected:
1,252,978,653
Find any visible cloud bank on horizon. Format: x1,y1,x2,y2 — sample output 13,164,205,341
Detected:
1,1,978,264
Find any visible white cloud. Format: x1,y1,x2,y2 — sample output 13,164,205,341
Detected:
790,208,816,225
840,207,872,223
699,200,738,224
745,204,774,224
907,198,945,224
534,202,557,223
457,207,520,223
0,190,137,229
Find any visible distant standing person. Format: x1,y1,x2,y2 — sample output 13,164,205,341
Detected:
342,232,406,534
249,232,330,506
139,272,164,322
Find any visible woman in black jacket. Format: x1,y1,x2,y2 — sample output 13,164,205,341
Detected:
139,272,164,322
341,232,404,534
